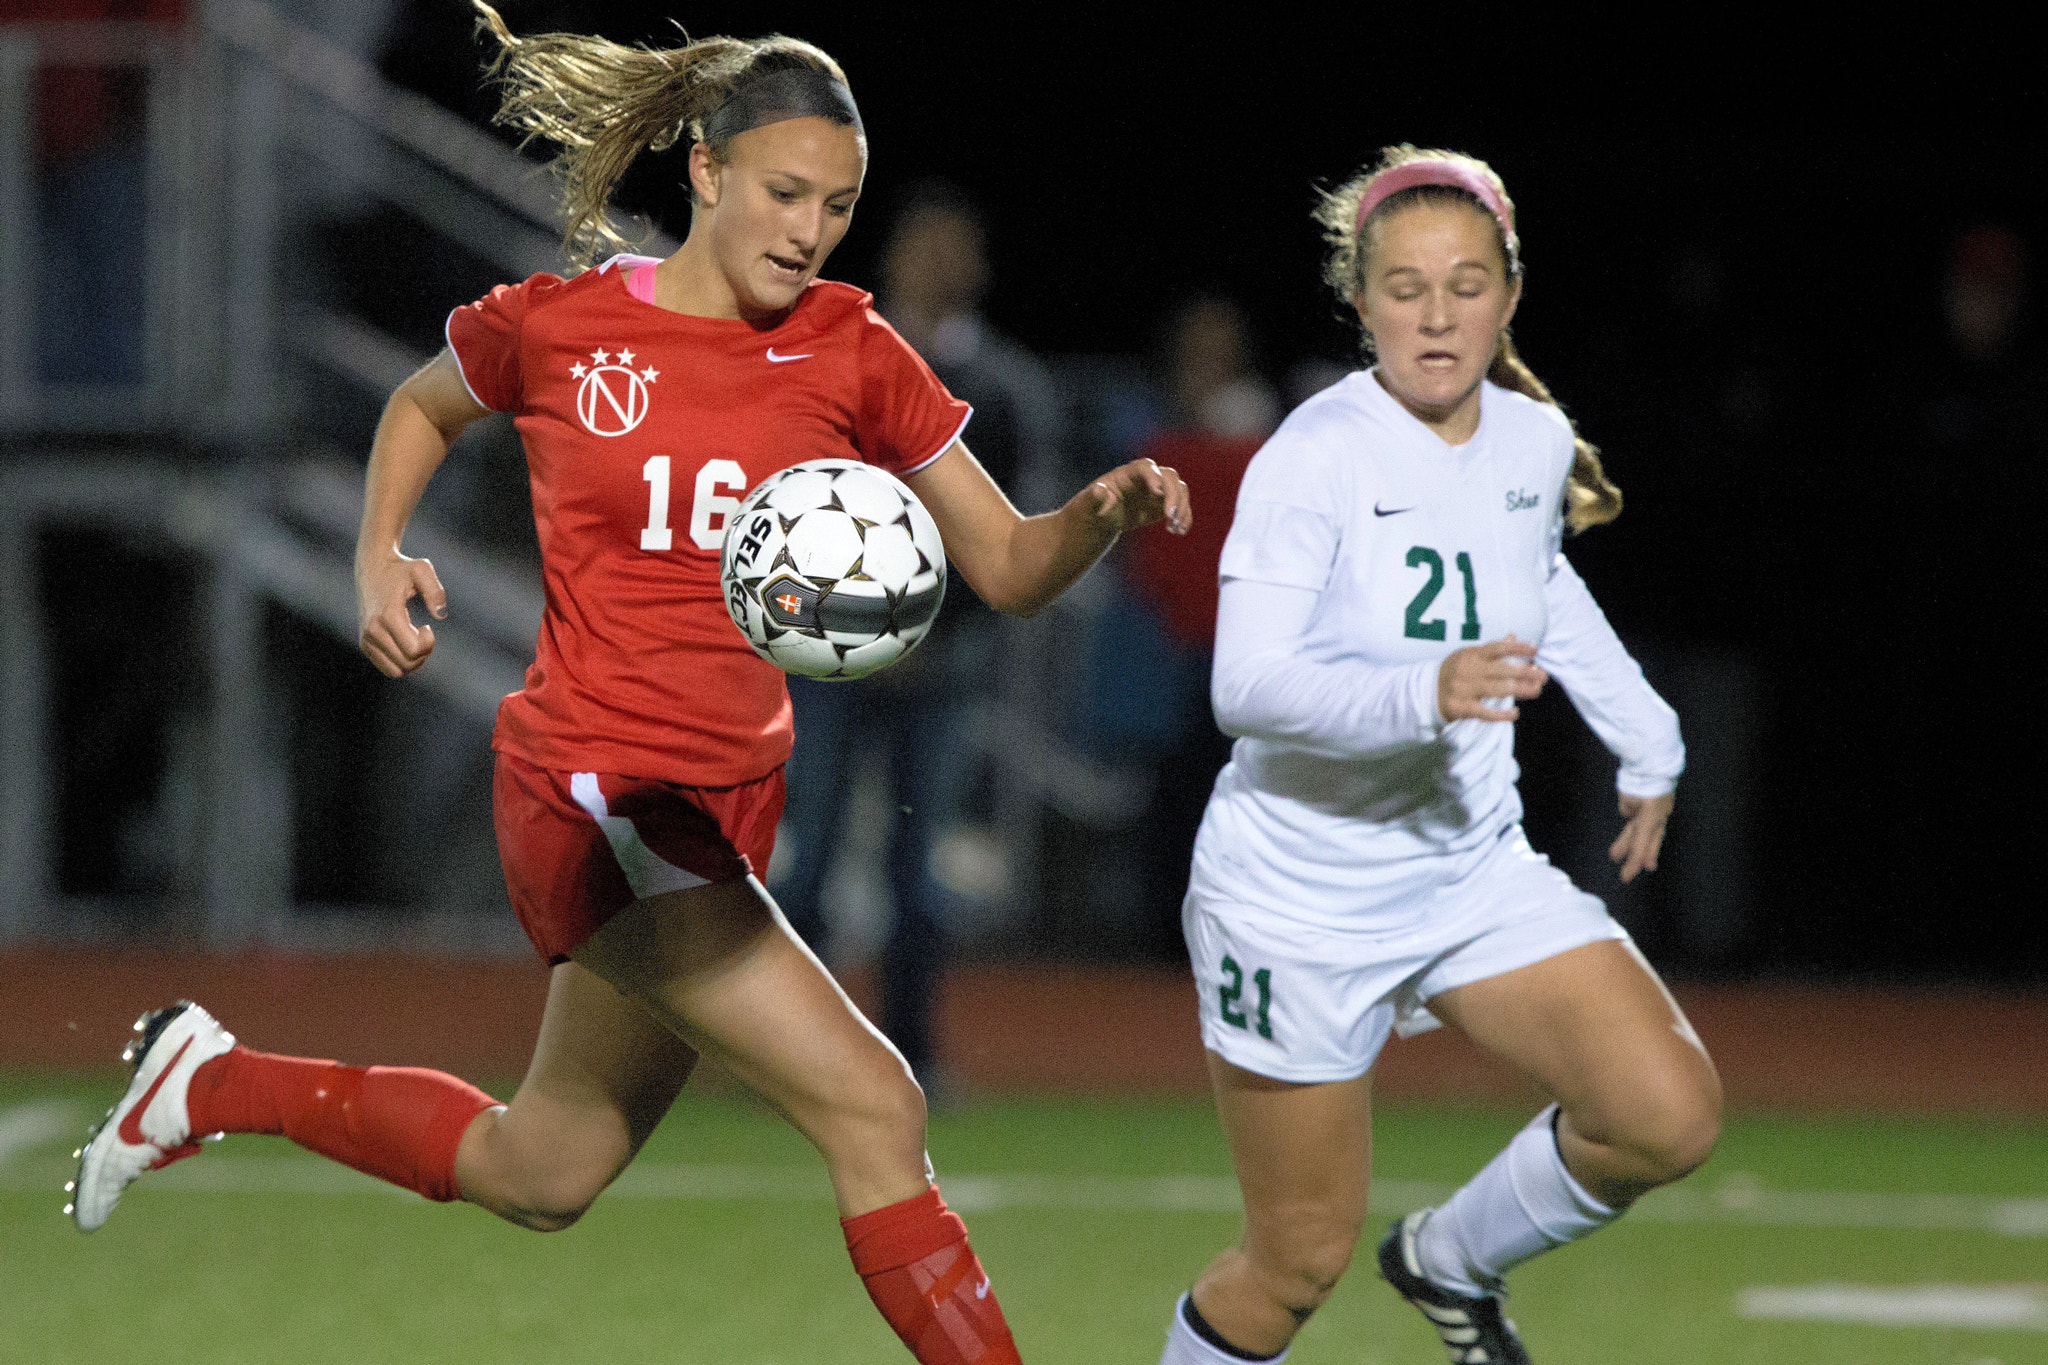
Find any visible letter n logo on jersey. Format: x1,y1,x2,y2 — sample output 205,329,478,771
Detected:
571,347,656,437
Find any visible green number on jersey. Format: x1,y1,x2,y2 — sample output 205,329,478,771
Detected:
1455,551,1481,641
1219,955,1274,1041
1219,956,1247,1029
1403,547,1447,640
1405,545,1481,642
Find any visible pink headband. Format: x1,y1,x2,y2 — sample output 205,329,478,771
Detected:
1353,160,1518,257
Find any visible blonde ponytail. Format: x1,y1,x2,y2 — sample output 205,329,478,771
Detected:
472,2,851,266
1488,333,1621,533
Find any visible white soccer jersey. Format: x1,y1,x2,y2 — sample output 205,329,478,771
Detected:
1190,371,1684,933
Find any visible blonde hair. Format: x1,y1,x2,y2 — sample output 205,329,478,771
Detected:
472,2,855,266
1315,144,1622,533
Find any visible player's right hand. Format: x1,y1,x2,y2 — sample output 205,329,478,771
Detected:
1437,634,1547,723
357,553,447,678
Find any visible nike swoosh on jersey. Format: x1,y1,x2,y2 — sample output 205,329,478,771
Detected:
1374,503,1417,517
117,1036,194,1145
765,348,813,363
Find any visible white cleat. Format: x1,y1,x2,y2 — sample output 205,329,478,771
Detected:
69,1001,236,1232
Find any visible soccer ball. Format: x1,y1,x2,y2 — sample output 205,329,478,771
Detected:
720,459,947,680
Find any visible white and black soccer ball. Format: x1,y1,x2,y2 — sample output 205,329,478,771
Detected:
720,459,947,680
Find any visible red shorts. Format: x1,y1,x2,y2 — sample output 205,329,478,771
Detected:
492,751,785,964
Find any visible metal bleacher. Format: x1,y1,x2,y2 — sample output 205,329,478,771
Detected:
0,0,1146,956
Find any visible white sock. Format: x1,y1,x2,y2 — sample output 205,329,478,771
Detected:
1158,1292,1289,1365
1413,1104,1618,1296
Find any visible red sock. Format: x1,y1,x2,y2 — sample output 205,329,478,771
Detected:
185,1046,497,1203
842,1187,1022,1365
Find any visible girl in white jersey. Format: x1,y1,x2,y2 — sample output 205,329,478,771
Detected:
1155,147,1721,1365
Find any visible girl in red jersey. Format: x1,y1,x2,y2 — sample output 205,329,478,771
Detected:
69,9,1188,1362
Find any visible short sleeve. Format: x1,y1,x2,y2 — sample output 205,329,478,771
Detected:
445,274,558,413
854,307,973,476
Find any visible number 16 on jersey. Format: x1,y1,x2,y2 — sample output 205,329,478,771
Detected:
641,456,748,552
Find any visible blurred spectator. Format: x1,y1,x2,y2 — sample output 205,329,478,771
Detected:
1124,295,1277,662
774,181,1059,1087
20,0,185,384
1099,294,1281,950
1918,223,2040,452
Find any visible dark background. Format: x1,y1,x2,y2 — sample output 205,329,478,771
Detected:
50,2,2043,981
379,4,2045,981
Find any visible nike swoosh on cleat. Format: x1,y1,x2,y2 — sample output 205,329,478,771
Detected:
975,1279,990,1299
116,1037,193,1146
1374,502,1416,517
765,348,813,363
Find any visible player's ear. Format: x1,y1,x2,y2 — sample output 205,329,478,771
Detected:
688,142,723,208
1500,274,1523,330
1351,288,1375,344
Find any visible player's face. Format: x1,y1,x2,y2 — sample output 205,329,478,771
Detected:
1353,202,1520,420
699,117,866,318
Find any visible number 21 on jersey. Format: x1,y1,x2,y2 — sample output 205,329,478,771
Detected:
640,457,747,552
1404,545,1481,642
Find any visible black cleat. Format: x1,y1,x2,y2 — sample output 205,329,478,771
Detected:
1377,1211,1532,1365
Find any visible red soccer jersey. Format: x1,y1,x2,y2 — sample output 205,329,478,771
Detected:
446,256,971,787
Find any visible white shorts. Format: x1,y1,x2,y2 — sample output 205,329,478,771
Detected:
1184,834,1628,1084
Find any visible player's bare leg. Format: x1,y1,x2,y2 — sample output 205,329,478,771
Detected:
1426,938,1721,1208
451,961,697,1230
1172,1057,1373,1359
573,874,1020,1365
1369,937,1721,1362
571,875,930,1216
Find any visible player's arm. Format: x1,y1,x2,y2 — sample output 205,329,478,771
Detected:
355,349,493,678
907,442,1189,618
1535,552,1683,882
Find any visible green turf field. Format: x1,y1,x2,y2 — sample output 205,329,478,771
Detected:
4,1072,2044,1364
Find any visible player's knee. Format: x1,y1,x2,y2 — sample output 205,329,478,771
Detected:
1617,1078,1722,1186
499,1165,612,1232
470,1133,623,1233
1264,1238,1355,1317
860,1060,929,1142
813,1056,928,1165
1250,1211,1362,1314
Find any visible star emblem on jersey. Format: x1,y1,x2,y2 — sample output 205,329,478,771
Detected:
573,345,655,437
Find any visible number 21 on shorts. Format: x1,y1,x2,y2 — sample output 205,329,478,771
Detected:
1219,955,1274,1041
640,457,747,551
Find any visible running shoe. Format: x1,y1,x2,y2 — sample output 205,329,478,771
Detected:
1377,1210,1533,1365
68,1001,236,1232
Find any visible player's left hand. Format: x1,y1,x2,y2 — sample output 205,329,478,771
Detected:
1610,791,1674,883
1084,458,1190,536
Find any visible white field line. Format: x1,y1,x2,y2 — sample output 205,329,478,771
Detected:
0,1102,79,1168
1737,1283,2048,1331
1,1104,2043,1238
